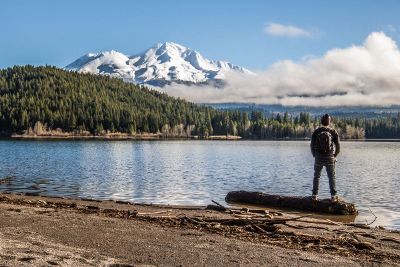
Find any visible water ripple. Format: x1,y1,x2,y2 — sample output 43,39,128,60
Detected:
0,140,399,229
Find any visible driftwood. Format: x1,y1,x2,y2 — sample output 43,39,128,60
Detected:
225,191,357,215
137,210,172,216
206,201,278,218
206,204,226,212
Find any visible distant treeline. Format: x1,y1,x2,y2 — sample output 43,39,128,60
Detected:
0,66,399,139
245,111,400,139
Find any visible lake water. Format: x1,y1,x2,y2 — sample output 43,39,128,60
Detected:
0,140,399,229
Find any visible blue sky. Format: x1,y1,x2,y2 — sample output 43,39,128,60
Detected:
1,0,399,70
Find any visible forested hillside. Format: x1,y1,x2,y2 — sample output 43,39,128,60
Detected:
0,66,219,136
0,66,399,139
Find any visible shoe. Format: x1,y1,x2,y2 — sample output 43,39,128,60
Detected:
311,194,318,201
331,195,339,202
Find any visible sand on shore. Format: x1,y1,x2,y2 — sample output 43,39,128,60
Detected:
0,193,399,266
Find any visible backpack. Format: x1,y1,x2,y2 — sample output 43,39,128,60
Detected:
315,130,333,154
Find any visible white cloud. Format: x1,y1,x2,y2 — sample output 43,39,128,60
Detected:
264,22,312,37
163,32,400,107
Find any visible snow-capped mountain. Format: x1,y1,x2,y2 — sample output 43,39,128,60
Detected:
65,42,252,86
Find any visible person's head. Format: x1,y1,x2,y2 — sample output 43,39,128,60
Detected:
321,114,331,126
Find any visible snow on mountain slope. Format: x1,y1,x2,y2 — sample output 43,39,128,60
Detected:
65,42,252,86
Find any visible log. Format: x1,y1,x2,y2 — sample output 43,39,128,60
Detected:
225,191,357,215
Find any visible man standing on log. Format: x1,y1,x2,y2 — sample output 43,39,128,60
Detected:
310,114,340,202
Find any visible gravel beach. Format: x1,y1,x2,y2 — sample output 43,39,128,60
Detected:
0,193,399,266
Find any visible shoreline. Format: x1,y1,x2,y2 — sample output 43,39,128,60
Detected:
3,134,400,141
0,192,399,266
7,133,243,141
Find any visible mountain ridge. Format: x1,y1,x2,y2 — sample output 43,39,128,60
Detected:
66,42,252,87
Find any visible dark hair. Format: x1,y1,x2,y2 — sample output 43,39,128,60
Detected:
321,114,331,126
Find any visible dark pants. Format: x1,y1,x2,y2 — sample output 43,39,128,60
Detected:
312,157,337,196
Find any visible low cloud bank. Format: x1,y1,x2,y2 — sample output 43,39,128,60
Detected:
164,32,400,107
